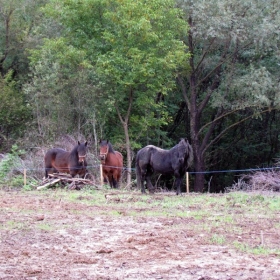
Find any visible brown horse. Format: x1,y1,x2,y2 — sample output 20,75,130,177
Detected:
44,141,88,178
99,140,123,188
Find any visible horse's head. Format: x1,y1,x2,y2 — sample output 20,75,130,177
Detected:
99,140,109,163
77,141,88,163
178,138,193,166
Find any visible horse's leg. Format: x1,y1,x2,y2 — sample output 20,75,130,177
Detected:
108,174,114,188
112,177,118,188
44,156,53,178
69,168,76,177
140,165,148,193
112,170,119,189
45,168,49,178
146,176,155,193
175,176,183,195
146,167,155,193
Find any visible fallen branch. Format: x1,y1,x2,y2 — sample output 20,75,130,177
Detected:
37,173,98,190
37,178,61,190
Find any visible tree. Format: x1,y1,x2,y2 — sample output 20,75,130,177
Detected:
177,0,280,191
0,71,31,149
25,39,100,145
40,0,190,185
0,0,48,78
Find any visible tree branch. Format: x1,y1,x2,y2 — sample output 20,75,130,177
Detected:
202,107,277,155
196,41,253,89
193,36,216,74
177,75,190,109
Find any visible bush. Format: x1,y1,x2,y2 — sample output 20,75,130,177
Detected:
0,145,34,188
227,170,280,192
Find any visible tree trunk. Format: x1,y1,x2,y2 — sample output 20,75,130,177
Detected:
189,74,206,192
193,148,205,192
123,123,132,187
186,15,206,192
115,88,133,188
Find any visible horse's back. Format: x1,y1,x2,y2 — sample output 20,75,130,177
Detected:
115,151,123,167
137,145,174,173
137,145,168,162
45,147,66,156
44,148,69,169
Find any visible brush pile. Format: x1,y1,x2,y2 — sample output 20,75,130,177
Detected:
229,170,280,192
37,173,97,190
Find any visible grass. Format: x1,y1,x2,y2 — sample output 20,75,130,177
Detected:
1,188,280,256
210,234,226,245
233,241,280,256
36,223,53,231
3,220,27,230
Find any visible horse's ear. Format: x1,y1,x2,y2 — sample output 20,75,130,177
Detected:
78,141,81,145
85,141,88,146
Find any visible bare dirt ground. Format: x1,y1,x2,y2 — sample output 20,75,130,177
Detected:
0,189,279,280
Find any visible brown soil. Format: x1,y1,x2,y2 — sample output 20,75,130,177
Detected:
0,190,279,280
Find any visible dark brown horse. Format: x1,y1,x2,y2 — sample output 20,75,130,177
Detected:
44,141,88,178
136,138,193,195
99,140,123,188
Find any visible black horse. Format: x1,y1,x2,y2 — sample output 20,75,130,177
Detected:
136,138,193,195
44,141,88,178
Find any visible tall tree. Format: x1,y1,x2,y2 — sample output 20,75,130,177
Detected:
0,0,48,78
40,0,190,185
177,0,280,191
25,40,99,144
0,71,31,148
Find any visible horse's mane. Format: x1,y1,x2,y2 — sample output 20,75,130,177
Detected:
177,138,193,167
107,142,115,154
100,140,115,154
70,143,79,153
69,142,87,160
68,143,80,161
174,138,193,157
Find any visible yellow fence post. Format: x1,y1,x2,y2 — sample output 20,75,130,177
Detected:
100,164,103,187
24,169,27,187
186,172,189,194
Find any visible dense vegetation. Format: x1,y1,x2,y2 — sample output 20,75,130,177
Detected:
0,0,279,192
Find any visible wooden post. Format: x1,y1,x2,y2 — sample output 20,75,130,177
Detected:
186,172,189,194
24,169,27,187
100,164,103,187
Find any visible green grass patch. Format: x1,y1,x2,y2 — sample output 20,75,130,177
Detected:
233,241,280,256
36,223,53,231
210,234,226,245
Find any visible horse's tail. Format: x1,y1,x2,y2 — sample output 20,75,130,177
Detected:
135,151,142,190
44,150,52,178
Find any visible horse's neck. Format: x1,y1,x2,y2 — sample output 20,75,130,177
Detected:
170,144,181,153
106,151,115,161
115,151,123,158
69,148,78,160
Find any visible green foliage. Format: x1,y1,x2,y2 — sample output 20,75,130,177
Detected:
37,0,190,145
0,0,48,78
0,145,25,187
0,72,31,144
